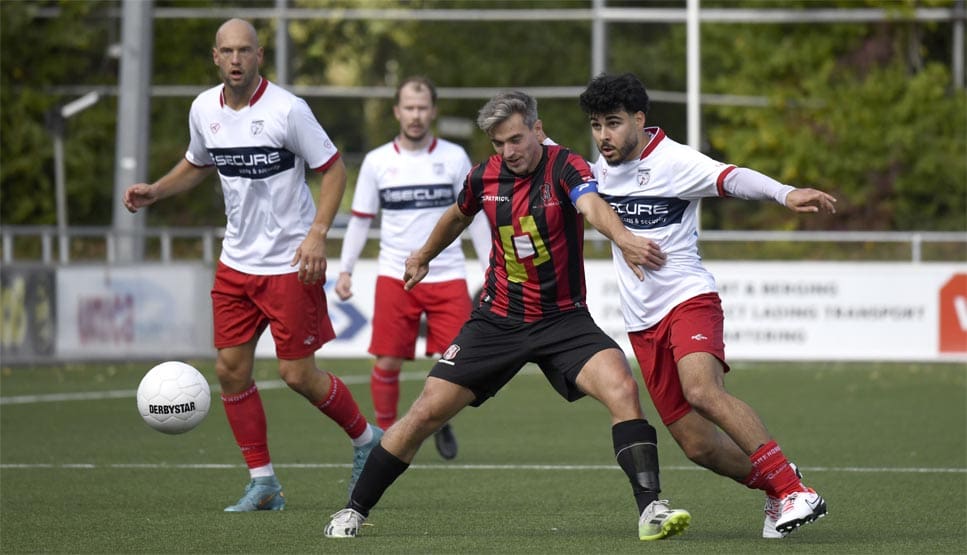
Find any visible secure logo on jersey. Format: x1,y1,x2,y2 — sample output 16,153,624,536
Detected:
601,195,689,230
208,146,296,178
380,184,454,210
251,120,264,136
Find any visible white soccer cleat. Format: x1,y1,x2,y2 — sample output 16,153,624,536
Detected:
762,494,784,539
638,499,691,541
324,508,366,538
775,488,827,536
762,462,802,539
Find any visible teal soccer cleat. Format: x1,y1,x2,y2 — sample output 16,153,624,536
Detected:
223,476,285,512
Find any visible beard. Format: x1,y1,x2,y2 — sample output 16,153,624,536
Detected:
603,137,641,166
402,127,428,142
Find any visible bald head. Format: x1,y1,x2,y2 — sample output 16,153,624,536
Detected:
215,18,259,49
212,18,263,107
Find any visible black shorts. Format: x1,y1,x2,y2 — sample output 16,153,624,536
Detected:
428,308,622,407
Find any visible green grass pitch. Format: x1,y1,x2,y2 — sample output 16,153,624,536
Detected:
1,359,964,553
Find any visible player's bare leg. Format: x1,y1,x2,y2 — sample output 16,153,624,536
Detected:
676,352,772,454
666,410,752,480
674,352,826,538
575,349,690,540
381,377,472,462
325,377,474,538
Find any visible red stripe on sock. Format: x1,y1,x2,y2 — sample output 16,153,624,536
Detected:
222,383,271,469
315,372,368,439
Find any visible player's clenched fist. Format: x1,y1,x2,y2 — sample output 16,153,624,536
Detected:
123,183,158,213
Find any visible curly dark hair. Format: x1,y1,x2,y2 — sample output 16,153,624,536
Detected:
578,72,650,117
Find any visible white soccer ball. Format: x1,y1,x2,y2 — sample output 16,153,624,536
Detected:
136,361,211,434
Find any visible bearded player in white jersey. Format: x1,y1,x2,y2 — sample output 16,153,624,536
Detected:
579,73,835,539
123,18,380,511
335,76,490,460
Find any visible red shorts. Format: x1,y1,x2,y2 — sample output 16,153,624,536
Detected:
369,276,472,359
211,262,335,360
628,292,730,426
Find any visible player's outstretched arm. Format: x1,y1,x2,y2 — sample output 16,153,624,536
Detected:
404,204,474,290
785,188,837,214
122,159,213,213
723,167,837,216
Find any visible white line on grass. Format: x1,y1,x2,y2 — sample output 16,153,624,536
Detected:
0,462,963,473
0,373,406,405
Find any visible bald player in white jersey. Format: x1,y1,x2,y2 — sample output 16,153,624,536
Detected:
335,76,490,460
123,18,380,511
579,73,836,539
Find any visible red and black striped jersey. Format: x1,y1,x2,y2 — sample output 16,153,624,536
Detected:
457,145,594,323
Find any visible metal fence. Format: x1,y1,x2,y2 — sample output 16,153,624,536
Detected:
2,225,964,265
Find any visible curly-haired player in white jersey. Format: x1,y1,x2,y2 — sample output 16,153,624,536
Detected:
123,18,380,512
579,73,835,539
334,77,491,460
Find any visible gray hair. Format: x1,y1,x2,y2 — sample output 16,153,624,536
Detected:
476,91,538,135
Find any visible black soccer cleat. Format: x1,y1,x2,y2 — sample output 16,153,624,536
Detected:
433,422,458,460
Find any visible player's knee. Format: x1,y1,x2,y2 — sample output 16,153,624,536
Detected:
277,360,317,393
678,434,717,466
680,382,721,414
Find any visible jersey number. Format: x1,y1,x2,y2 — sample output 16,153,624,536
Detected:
498,216,549,283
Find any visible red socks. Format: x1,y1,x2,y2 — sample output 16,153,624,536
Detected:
315,372,368,439
222,383,270,469
370,365,400,430
742,440,806,498
223,374,369,470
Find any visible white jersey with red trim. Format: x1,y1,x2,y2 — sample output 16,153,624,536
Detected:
349,137,472,282
185,78,340,275
592,127,736,331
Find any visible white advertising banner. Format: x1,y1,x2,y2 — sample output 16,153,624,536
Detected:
56,264,213,359
586,261,966,362
257,261,966,363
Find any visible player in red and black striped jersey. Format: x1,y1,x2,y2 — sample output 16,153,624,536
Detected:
460,141,592,321
325,91,690,541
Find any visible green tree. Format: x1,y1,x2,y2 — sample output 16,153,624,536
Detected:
3,0,963,235
698,0,966,231
1,0,119,226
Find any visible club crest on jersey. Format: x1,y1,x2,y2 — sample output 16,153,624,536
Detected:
433,163,444,175
251,120,264,136
637,168,651,187
442,344,461,360
540,182,553,202
536,182,561,208
210,122,220,134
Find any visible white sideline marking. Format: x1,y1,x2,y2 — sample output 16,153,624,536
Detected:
0,373,427,405
0,462,963,473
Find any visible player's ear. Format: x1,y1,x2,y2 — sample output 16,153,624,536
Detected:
636,111,646,129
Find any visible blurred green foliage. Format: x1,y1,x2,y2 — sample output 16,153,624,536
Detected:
2,0,964,233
